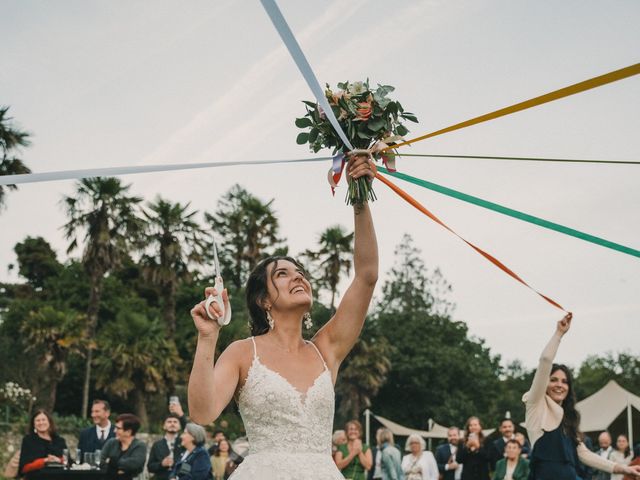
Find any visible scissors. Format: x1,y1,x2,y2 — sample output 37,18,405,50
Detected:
204,235,231,326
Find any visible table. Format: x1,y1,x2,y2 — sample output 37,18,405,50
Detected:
28,467,107,480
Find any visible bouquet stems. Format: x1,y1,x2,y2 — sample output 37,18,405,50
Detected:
346,176,377,206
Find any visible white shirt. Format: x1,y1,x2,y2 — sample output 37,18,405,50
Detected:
95,422,111,442
598,446,613,459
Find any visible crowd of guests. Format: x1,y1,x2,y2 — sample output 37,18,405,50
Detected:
6,399,639,480
331,417,640,480
9,399,242,480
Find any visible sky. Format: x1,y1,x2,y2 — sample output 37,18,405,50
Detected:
1,0,639,370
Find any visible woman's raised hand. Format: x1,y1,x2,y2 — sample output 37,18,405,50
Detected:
556,312,572,336
190,286,230,337
347,153,376,181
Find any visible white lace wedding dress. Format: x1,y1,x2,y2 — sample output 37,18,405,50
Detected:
230,337,344,480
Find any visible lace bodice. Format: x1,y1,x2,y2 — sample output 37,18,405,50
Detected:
237,337,335,455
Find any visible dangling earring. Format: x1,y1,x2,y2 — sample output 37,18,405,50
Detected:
266,310,275,330
303,312,313,330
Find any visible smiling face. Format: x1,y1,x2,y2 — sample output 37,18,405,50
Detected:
500,419,515,438
34,413,50,435
91,402,110,427
346,422,361,441
181,430,195,449
467,417,481,434
505,441,521,460
265,260,312,313
409,437,422,454
616,435,629,453
447,428,460,445
546,368,570,404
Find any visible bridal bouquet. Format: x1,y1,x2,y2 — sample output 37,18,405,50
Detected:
295,80,418,205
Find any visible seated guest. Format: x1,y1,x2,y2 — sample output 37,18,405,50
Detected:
78,399,115,457
18,409,67,477
211,439,241,480
489,418,516,470
435,426,462,480
148,413,184,480
492,439,529,480
100,413,147,479
170,423,212,480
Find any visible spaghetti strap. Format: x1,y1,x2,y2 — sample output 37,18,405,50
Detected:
306,340,328,370
250,336,258,359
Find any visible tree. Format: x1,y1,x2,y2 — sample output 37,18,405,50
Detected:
370,235,502,427
0,106,31,209
93,309,180,428
303,225,353,312
62,177,144,418
206,185,285,289
142,197,209,338
336,328,392,421
12,236,62,289
575,352,640,400
20,306,87,411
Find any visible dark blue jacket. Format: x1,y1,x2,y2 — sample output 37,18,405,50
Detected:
78,424,116,457
170,446,212,480
436,443,460,480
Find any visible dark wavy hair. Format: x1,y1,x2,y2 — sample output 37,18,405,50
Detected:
551,363,582,444
28,409,57,436
245,256,308,336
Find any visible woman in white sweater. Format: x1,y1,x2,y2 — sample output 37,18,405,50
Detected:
401,434,438,480
523,313,640,480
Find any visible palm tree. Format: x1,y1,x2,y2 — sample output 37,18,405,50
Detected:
62,177,144,418
20,306,87,411
93,310,180,428
141,197,209,338
303,225,353,312
206,184,285,289
336,335,392,419
0,106,31,209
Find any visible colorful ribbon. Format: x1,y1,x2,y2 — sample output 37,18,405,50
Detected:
379,167,640,259
383,63,640,151
375,171,568,312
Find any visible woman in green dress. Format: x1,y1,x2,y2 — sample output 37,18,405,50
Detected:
334,420,373,480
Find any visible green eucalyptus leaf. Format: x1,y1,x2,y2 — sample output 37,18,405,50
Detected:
296,132,310,144
295,117,313,128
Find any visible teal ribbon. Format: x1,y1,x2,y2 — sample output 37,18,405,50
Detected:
379,167,640,259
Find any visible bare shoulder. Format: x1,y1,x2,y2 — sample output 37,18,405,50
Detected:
219,338,254,361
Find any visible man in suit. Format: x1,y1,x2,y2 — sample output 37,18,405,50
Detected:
489,418,516,470
147,413,184,480
435,426,462,480
78,399,116,458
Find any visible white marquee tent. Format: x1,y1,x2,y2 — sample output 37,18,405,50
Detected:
576,380,640,445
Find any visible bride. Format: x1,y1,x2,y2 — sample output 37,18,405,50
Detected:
188,154,378,479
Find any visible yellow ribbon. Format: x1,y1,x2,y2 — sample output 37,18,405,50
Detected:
383,63,640,152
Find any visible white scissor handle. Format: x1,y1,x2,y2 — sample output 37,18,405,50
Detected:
205,275,231,326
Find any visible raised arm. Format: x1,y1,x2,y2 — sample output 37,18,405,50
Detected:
525,313,571,406
314,156,378,370
188,287,240,425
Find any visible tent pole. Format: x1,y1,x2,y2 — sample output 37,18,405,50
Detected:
365,409,371,447
628,398,634,448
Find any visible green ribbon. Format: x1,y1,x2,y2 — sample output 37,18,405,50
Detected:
379,167,640,259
